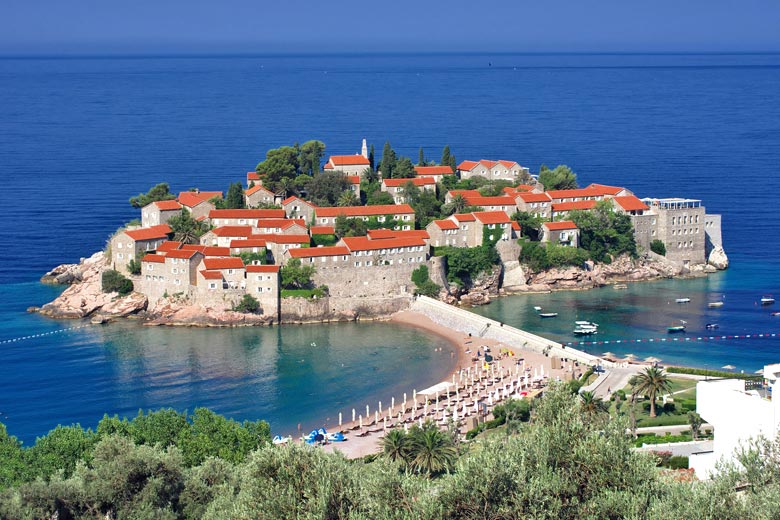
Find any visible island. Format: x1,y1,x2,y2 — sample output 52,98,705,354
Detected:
35,139,728,326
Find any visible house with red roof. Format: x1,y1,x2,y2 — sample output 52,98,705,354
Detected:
586,183,633,197
139,248,205,303
200,226,254,248
323,154,371,176
414,165,454,179
611,195,649,216
425,211,513,248
366,229,430,242
208,208,285,228
254,218,307,236
380,177,436,204
141,200,182,228
110,224,172,274
229,238,267,258
541,221,579,247
457,159,530,182
282,196,316,222
202,257,246,289
245,264,281,318
460,195,518,216
551,200,597,219
313,204,415,230
177,191,219,220
514,192,553,219
425,219,462,248
246,171,261,187
245,184,277,208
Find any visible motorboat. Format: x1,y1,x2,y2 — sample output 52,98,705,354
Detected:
761,296,775,305
575,321,599,328
705,323,719,329
668,325,686,333
771,312,780,317
613,284,628,290
675,298,691,304
533,306,542,311
573,327,598,335
538,313,558,318
708,301,724,308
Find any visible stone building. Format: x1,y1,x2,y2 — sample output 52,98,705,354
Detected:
177,191,217,221
457,160,530,181
245,184,277,208
313,204,415,230
550,200,597,219
380,177,436,204
140,249,204,303
208,209,285,227
540,221,580,247
426,219,461,248
414,165,454,179
323,155,371,176
245,264,280,319
110,224,172,274
141,200,182,228
640,198,707,266
514,192,552,219
282,196,316,222
201,226,254,248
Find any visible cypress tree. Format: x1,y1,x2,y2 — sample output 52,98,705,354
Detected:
368,144,375,170
380,141,396,179
418,147,425,166
441,145,452,167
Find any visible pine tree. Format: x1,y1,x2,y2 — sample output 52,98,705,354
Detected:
418,147,425,166
441,145,451,167
225,182,246,209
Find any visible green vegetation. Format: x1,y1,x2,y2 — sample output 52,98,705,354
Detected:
311,233,337,247
224,181,246,209
280,287,327,299
280,258,315,290
440,144,457,172
411,265,440,297
305,171,351,207
650,238,666,256
237,250,266,265
126,255,142,275
634,433,692,447
168,208,210,244
569,200,637,263
512,211,544,240
439,245,499,286
128,182,176,208
334,214,400,237
6,385,780,518
101,270,133,295
666,366,762,380
519,239,590,271
538,164,578,190
233,294,260,313
630,367,672,418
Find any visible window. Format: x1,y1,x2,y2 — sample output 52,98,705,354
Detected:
174,279,181,286
402,215,410,221
366,260,373,266
228,269,234,275
355,261,361,267
118,253,124,259
148,265,154,271
117,243,123,249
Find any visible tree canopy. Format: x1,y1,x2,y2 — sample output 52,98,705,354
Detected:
569,200,637,263
280,258,315,289
224,182,246,209
169,208,210,244
129,182,176,208
256,146,299,184
305,171,351,207
538,164,578,190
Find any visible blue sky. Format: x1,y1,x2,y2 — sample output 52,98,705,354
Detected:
2,0,779,55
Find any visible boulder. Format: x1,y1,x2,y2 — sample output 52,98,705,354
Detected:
99,292,148,317
708,246,729,270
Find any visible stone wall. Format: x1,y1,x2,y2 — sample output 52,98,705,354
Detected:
311,263,416,299
280,295,412,323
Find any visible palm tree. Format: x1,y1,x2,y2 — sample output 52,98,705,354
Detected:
443,194,467,216
381,429,410,465
579,391,609,421
337,190,359,207
407,421,456,476
631,367,672,418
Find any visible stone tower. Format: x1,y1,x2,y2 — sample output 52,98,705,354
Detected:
361,138,368,159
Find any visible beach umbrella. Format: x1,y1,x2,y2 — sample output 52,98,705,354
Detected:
602,352,615,359
359,415,363,429
645,356,661,363
379,401,383,414
383,417,387,431
722,365,736,370
366,404,369,418
375,411,379,425
338,412,342,427
352,408,356,423
624,353,637,360
413,389,417,401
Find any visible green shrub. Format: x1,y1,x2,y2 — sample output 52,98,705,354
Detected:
126,258,142,275
233,294,260,313
411,265,440,297
650,239,666,256
439,245,499,285
666,366,761,380
101,270,133,295
311,233,337,247
669,456,689,470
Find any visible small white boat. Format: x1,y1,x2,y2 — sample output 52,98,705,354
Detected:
533,306,542,311
675,298,691,304
539,313,558,318
573,327,598,335
575,321,598,328
708,301,724,308
761,296,775,305
705,323,719,329
613,284,628,290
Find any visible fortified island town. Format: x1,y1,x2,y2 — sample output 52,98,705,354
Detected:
39,138,728,327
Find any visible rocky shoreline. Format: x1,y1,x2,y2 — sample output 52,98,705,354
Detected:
34,249,726,326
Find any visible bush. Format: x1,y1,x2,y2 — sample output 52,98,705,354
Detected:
126,258,142,275
669,456,689,469
411,265,440,297
440,245,499,285
233,295,260,313
650,239,666,256
311,233,337,247
101,270,133,295
666,366,761,380
519,239,589,271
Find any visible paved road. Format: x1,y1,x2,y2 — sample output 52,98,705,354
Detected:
584,366,642,398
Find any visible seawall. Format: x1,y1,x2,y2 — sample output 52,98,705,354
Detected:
410,295,617,368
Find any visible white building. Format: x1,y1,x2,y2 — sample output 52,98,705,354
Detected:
690,363,780,479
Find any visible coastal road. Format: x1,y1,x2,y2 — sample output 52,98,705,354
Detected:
585,366,642,399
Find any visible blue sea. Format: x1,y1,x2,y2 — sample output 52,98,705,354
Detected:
1,53,779,444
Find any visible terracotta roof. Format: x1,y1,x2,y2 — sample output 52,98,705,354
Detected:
473,211,511,225
516,192,552,203
125,224,171,241
245,184,274,196
255,218,306,230
498,160,520,168
327,155,370,166
452,213,476,222
153,200,182,211
179,244,231,256
259,234,311,244
613,195,649,212
457,160,479,171
502,185,533,195
544,221,578,231
246,264,280,273
382,177,436,188
209,209,285,219
546,188,603,200
448,189,481,198
203,257,245,270
165,249,201,260
315,204,414,217
230,238,267,248
346,175,361,185
459,159,521,172
156,241,182,252
367,229,430,240
199,270,224,280
462,195,517,206
310,226,335,235
209,226,254,237
288,246,350,258
587,183,626,196
282,196,314,207
511,221,521,231
142,254,166,263
414,165,454,176
247,171,260,181
432,219,458,230
552,200,597,212
341,236,427,252
178,191,216,208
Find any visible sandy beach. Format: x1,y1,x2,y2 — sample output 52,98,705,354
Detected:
319,309,584,458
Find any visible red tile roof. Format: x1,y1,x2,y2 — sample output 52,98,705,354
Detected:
367,229,430,240
382,177,436,188
179,244,231,256
544,221,578,231
327,155,370,166
310,226,335,235
341,236,427,252
346,175,361,185
142,254,166,263
246,264,280,273
210,226,254,237
282,196,314,207
431,219,458,230
516,192,552,203
156,241,182,252
587,183,626,196
457,160,479,171
315,204,414,217
288,246,350,258
511,221,521,231
498,160,520,168
246,184,274,196
165,249,201,260
209,209,285,219
452,213,476,222
247,171,261,181
462,195,517,207
552,200,597,212
448,189,481,198
458,159,520,171
199,270,224,280
546,188,603,200
255,218,306,230
203,257,245,270
125,224,171,241
414,165,454,176
153,200,182,211
230,238,267,248
178,191,216,208
473,211,511,225
613,195,649,212
259,234,311,244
